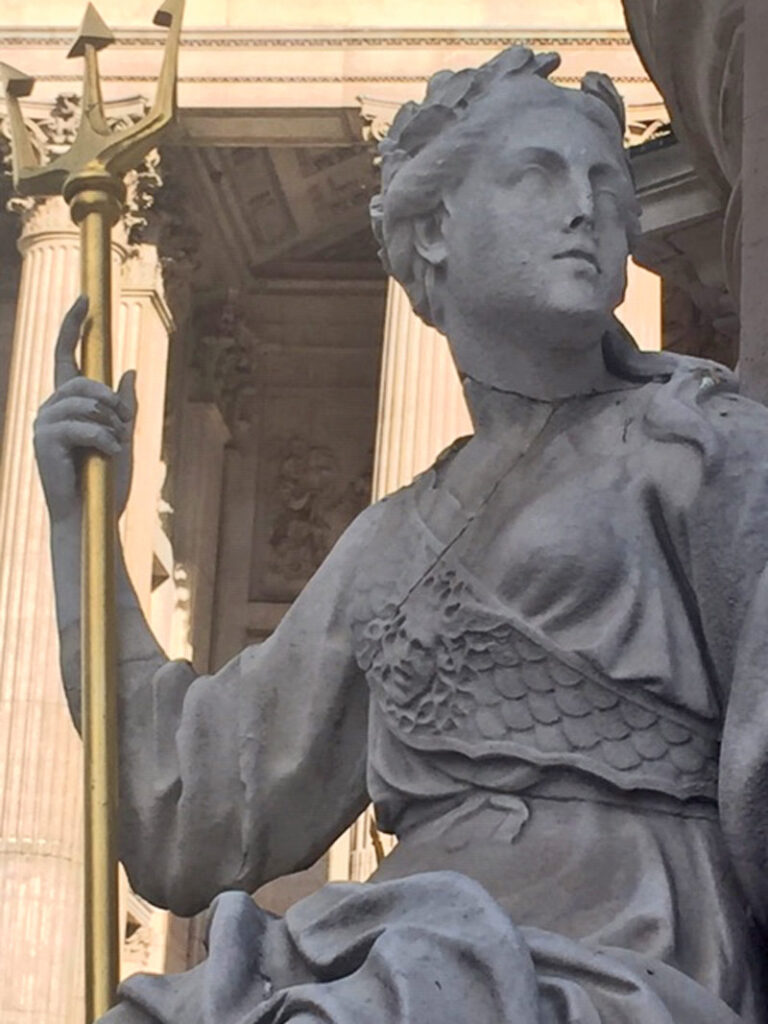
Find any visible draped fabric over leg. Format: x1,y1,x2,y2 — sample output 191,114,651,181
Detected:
101,872,741,1024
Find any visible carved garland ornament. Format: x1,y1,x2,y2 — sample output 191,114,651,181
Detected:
0,93,161,243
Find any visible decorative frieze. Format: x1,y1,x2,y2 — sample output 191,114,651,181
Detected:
0,29,636,50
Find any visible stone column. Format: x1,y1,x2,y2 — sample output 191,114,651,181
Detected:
372,278,472,500
112,241,190,983
0,195,124,1024
616,258,662,352
116,245,173,615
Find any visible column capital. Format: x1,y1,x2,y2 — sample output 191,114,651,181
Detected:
1,92,152,165
11,193,130,269
11,193,75,251
358,95,399,143
1,93,156,254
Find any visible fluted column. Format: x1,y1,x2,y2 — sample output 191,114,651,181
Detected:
372,278,472,500
0,195,123,1024
616,258,662,351
115,245,173,614
112,242,186,983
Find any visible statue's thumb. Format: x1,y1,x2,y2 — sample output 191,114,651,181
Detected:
117,369,138,425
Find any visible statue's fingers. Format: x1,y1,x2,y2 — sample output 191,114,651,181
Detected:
54,295,88,389
59,420,122,457
35,395,127,434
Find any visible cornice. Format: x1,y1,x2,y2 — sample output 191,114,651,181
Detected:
0,27,632,49
16,74,649,86
0,26,641,89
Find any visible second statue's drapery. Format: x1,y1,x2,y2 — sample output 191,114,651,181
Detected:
621,0,744,294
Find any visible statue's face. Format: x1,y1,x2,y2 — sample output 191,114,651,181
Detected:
438,87,633,340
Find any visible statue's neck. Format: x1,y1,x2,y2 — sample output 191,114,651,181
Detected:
445,313,632,431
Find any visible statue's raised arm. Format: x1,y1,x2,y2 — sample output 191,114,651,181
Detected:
34,307,371,913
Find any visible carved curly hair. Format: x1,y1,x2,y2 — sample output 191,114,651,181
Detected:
370,46,641,329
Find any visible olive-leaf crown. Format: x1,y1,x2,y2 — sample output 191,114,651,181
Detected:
376,46,626,193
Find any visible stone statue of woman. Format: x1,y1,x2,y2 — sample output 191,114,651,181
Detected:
34,46,768,1023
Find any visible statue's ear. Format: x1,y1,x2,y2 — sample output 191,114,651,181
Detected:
413,207,448,267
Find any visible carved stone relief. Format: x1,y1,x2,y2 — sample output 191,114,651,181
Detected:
243,282,383,605
250,389,374,604
123,920,154,973
265,433,370,584
187,292,255,441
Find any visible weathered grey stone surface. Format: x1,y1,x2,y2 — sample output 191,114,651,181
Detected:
35,45,768,1024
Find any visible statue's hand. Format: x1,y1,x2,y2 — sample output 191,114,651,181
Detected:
34,297,137,525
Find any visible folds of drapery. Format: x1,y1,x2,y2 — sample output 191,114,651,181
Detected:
101,875,742,1024
622,0,744,198
621,0,744,294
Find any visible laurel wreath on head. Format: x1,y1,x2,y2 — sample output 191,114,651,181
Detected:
375,47,625,191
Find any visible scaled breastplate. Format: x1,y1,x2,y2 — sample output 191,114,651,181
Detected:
352,559,720,803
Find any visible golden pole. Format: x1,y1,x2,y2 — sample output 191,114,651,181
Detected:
67,171,125,1021
1,3,184,1017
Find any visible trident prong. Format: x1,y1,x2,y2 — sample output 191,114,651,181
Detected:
0,62,39,187
67,3,114,136
1,0,184,196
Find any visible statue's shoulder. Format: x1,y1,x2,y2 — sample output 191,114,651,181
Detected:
654,351,766,431
637,351,768,489
367,433,474,513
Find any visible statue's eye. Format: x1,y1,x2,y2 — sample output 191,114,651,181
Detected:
594,185,620,203
498,149,565,188
508,162,552,188
591,168,629,204
522,162,549,178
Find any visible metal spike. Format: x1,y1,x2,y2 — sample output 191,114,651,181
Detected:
148,0,184,121
0,62,35,97
0,62,40,183
67,3,115,59
153,0,182,27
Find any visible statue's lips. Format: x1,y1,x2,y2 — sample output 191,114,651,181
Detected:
553,249,601,273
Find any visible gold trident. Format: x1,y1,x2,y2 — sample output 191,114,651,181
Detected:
1,2,184,1018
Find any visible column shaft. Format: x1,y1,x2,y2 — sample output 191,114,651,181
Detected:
616,259,662,352
0,198,86,1024
0,196,134,1023
116,248,173,612
373,279,472,500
